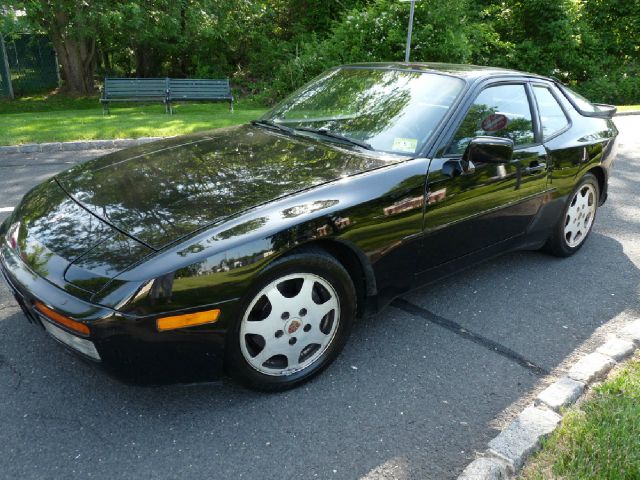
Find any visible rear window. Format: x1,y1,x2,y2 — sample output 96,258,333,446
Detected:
560,86,597,113
533,86,569,140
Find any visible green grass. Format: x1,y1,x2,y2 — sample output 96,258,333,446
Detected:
521,356,640,480
617,105,640,112
0,95,268,145
0,94,104,113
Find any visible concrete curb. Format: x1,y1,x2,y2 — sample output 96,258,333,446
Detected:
458,318,640,480
616,111,640,116
0,137,167,155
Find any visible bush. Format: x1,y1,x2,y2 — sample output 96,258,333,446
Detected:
577,71,640,105
11,0,640,105
265,0,473,103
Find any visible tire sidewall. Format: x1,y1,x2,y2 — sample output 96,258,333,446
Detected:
225,252,356,391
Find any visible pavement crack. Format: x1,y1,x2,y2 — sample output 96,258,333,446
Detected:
391,298,549,377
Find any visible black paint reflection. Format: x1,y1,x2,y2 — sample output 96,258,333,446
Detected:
16,180,113,262
56,125,406,249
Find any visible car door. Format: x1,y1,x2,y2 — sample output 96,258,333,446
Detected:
420,81,549,271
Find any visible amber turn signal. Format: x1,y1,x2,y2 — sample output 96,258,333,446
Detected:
34,301,91,336
156,309,220,332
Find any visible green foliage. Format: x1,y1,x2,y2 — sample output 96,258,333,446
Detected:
577,72,640,106
4,0,640,103
0,6,30,36
266,0,473,101
468,0,640,104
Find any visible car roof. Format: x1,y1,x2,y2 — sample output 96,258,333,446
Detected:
340,62,552,82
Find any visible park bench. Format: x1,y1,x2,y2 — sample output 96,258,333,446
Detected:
101,77,233,114
167,78,233,113
101,78,170,114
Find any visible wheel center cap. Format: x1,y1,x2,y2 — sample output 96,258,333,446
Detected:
286,319,302,335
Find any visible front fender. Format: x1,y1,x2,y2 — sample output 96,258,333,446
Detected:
97,158,430,324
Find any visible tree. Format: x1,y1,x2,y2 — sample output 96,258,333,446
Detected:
5,0,115,94
267,0,473,100
3,0,640,103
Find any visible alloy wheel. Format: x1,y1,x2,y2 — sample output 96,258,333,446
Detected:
240,273,340,376
564,183,597,248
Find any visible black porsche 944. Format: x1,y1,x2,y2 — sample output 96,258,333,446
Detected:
0,63,618,390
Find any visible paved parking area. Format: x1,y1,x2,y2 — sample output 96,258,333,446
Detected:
0,117,638,479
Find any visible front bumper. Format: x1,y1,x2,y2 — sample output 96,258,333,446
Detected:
1,243,110,361
0,244,227,383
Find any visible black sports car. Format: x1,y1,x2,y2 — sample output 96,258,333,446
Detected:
0,63,618,390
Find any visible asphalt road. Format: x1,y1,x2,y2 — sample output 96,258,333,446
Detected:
0,117,638,480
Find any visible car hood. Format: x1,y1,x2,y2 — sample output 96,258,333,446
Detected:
55,124,406,249
8,179,154,297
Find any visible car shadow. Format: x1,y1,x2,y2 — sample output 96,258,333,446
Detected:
1,127,639,478
1,230,638,480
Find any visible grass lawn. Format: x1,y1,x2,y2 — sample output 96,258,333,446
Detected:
0,95,268,145
617,105,640,112
521,355,640,480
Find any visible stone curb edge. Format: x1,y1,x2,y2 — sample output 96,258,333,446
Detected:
615,111,640,116
0,137,168,154
458,318,640,480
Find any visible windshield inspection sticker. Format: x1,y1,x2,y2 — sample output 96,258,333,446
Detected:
392,137,418,153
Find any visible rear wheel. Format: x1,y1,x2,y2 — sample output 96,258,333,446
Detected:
546,173,599,257
226,251,356,391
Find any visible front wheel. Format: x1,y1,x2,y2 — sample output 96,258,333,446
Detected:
546,173,599,257
226,251,356,391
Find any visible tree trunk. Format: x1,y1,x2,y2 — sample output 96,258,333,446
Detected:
45,8,96,95
135,46,160,77
50,35,96,94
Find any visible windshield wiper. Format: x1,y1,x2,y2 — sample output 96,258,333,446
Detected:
251,119,296,135
295,127,373,151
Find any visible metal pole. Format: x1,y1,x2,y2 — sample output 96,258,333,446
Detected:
404,0,415,63
0,34,14,99
54,51,62,88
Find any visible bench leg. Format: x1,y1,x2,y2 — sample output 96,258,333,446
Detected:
229,100,234,113
166,101,173,115
103,102,110,115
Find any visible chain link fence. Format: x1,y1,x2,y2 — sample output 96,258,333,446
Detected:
1,34,59,98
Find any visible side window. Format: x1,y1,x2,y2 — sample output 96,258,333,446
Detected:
533,86,569,140
447,84,535,155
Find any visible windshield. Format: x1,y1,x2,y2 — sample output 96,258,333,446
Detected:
262,67,466,155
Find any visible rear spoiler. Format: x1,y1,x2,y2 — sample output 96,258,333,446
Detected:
550,77,617,118
586,103,617,118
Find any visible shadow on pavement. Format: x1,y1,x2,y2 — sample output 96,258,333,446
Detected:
0,229,638,479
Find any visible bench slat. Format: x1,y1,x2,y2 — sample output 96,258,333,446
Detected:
102,77,233,113
168,78,231,102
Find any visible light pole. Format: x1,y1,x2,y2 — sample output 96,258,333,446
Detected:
401,0,420,63
0,34,14,99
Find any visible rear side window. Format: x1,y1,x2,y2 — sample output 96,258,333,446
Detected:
447,84,535,155
533,86,569,140
561,86,597,113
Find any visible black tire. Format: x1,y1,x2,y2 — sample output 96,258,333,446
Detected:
225,250,356,391
545,173,599,257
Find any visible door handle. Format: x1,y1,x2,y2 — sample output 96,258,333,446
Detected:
525,162,547,174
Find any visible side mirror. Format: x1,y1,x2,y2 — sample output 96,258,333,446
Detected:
463,136,514,164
